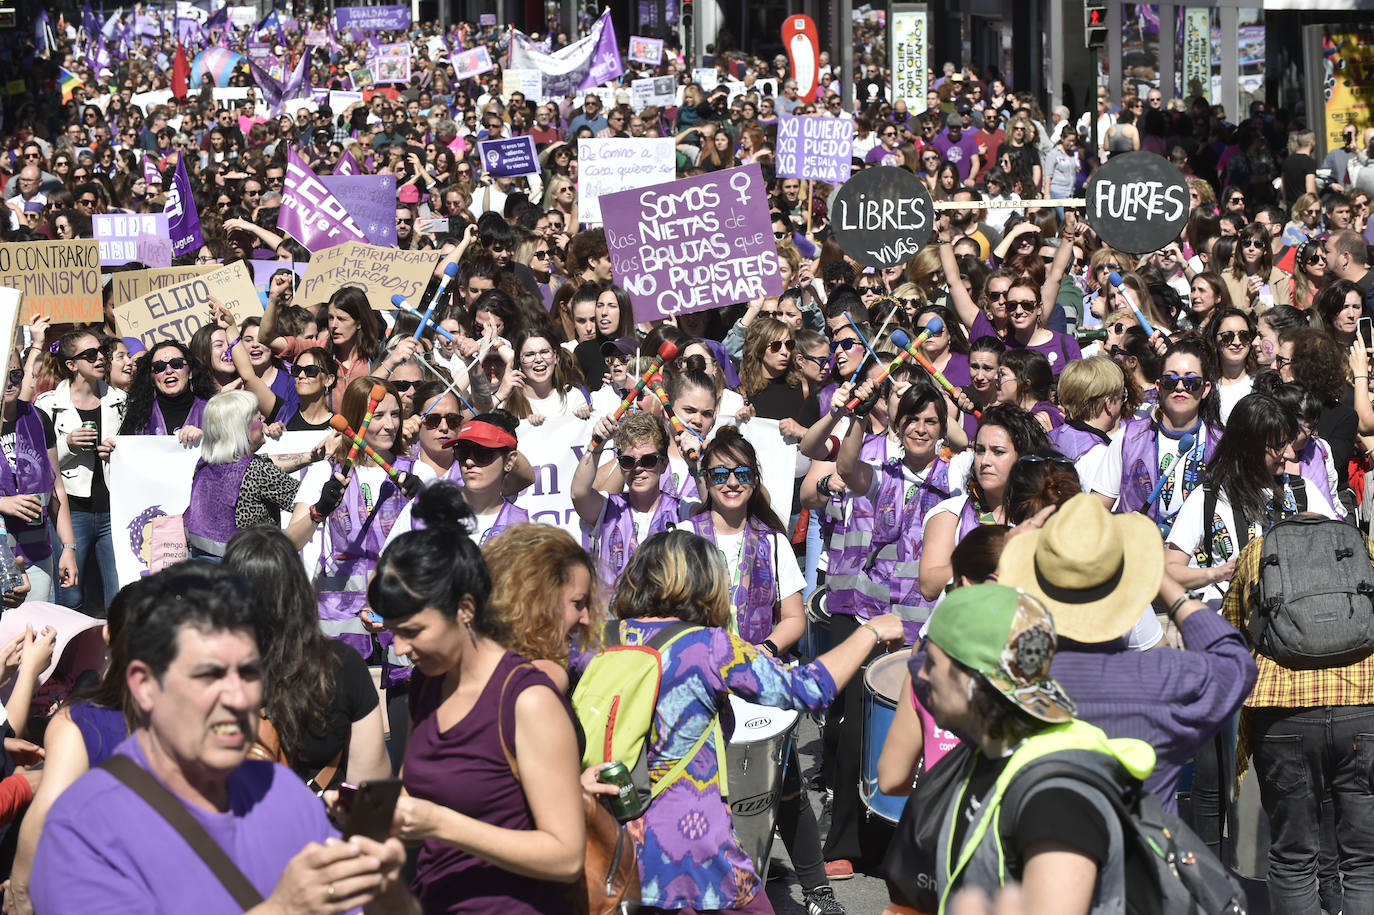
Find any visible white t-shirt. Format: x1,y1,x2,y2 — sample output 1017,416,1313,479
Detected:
1165,477,1338,602
1091,423,1208,519
527,387,589,418
1214,376,1254,425
674,520,805,602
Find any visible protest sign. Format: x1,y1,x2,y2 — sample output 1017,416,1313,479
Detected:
508,10,622,99
628,35,664,65
328,90,364,113
0,288,22,379
305,28,328,47
135,234,174,268
227,5,256,29
110,266,217,306
0,240,101,324
631,76,675,110
453,46,494,81
775,114,854,184
247,42,274,60
379,40,409,57
1084,152,1189,255
692,67,719,92
736,418,797,529
478,136,539,177
250,260,308,293
889,4,928,111
514,414,596,537
334,5,409,30
577,137,676,225
375,55,411,84
503,68,543,102
111,432,321,586
478,13,497,25
95,213,169,266
114,261,261,349
280,148,369,252
299,242,440,312
350,68,374,90
602,163,781,320
426,36,448,60
321,175,399,247
830,165,934,268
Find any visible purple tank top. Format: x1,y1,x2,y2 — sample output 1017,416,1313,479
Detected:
68,701,127,767
0,403,57,564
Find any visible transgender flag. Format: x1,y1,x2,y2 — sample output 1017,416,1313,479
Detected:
190,46,244,88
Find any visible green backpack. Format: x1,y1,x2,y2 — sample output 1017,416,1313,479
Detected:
572,620,729,815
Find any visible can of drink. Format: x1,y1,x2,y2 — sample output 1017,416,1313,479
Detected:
596,761,643,822
81,420,97,450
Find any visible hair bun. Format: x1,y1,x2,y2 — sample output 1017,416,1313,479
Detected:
411,482,475,535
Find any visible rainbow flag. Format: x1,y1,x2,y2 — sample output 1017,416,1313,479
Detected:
59,67,81,103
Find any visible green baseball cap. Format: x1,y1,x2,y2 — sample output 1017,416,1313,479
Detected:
925,583,1076,724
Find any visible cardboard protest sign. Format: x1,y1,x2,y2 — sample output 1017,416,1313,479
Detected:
829,165,934,268
95,213,169,266
502,68,543,102
776,114,854,184
135,234,174,268
375,55,411,85
478,136,539,177
321,175,399,247
299,242,440,312
478,13,497,25
628,35,664,65
577,137,676,226
1085,152,1190,255
114,261,261,349
0,288,24,376
631,76,675,111
602,163,782,320
453,46,495,81
0,240,101,324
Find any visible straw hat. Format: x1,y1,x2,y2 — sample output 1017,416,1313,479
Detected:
997,493,1163,644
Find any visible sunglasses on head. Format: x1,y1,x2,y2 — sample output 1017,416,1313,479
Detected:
1018,453,1077,469
454,441,503,465
1161,373,1205,393
68,347,101,364
766,339,794,353
289,363,325,378
1217,330,1252,346
617,453,665,471
151,357,187,373
422,412,463,430
704,465,755,487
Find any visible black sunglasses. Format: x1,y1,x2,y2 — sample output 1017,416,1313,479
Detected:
617,453,665,471
151,357,188,373
391,380,419,393
454,442,503,465
68,347,102,363
1161,373,1205,393
289,363,326,378
422,412,463,430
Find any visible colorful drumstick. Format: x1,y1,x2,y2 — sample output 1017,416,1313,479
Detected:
892,323,982,419
588,341,680,452
844,312,884,366
330,414,406,484
838,322,941,414
839,302,901,389
649,377,702,461
343,384,386,473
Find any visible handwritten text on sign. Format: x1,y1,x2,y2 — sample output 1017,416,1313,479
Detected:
114,261,260,348
0,240,101,324
577,138,676,226
602,163,781,320
1084,152,1191,255
829,165,935,269
776,114,854,184
111,266,217,307
299,242,440,312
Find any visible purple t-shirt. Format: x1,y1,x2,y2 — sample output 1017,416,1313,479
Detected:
865,145,901,166
31,735,342,914
932,130,981,180
1005,330,1082,375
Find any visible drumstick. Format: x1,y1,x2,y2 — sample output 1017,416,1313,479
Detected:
329,414,407,484
412,351,478,416
588,341,679,452
891,325,982,419
837,322,941,414
1107,271,1155,338
342,384,385,474
839,302,901,390
391,295,457,342
413,261,460,341
648,377,702,462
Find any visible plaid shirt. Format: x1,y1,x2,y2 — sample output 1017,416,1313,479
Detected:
1221,535,1374,708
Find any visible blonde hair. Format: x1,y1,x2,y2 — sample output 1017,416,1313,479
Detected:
483,524,603,662
610,530,730,628
1056,356,1125,421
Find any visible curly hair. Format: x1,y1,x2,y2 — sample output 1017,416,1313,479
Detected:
1287,328,1350,404
740,316,799,397
610,530,730,629
119,340,216,435
483,523,603,664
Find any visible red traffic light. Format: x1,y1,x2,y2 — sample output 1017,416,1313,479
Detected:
1088,9,1102,24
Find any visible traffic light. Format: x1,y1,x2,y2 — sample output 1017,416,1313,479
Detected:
1084,2,1107,49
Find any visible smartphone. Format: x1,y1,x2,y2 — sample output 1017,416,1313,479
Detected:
1360,316,1373,349
416,216,450,235
338,778,403,842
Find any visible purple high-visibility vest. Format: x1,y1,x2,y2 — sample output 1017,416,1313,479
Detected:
593,491,681,591
1116,414,1220,519
690,512,776,644
1296,436,1341,516
1049,420,1111,461
0,403,56,564
182,456,253,556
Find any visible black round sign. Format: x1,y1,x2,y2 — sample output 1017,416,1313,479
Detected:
1084,152,1190,255
829,166,935,269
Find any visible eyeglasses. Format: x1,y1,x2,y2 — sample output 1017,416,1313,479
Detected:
68,347,101,363
1306,252,1326,265
1006,298,1038,314
289,364,325,378
521,348,554,362
1217,330,1253,346
454,441,503,465
151,357,188,373
1302,208,1321,216
1161,373,1205,393
79,197,98,206
704,465,755,486
1241,238,1265,249
617,453,665,471
396,217,414,225
766,339,794,353
422,412,463,430
391,380,419,393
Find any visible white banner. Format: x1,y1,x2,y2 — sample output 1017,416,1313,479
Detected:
110,433,326,586
736,418,797,530
513,414,596,537
890,4,928,112
577,137,676,226
1182,10,1211,103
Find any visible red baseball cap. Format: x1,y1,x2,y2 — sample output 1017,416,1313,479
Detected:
446,420,517,451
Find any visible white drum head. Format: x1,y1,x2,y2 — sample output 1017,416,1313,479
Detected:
728,695,799,743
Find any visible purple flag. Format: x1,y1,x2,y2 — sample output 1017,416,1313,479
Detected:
166,154,204,257
246,55,283,111
335,150,360,176
276,52,310,114
143,156,162,186
321,175,398,246
508,9,622,98
279,148,368,252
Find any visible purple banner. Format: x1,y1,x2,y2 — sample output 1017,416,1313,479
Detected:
478,136,539,178
166,155,203,257
775,114,854,184
321,174,398,247
508,9,622,98
279,148,368,252
602,163,782,320
335,150,360,176
333,5,409,31
95,213,169,265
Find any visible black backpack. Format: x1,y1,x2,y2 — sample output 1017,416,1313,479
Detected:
999,756,1248,915
1248,515,1374,670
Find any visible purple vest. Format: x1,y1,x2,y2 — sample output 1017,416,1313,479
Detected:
820,431,889,542
0,403,56,563
1116,414,1220,519
183,456,253,556
593,492,681,590
477,500,530,544
689,512,776,644
827,459,949,641
1297,437,1341,516
1048,420,1111,462
144,396,208,435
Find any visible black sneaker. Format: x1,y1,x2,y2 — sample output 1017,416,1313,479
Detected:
804,886,846,915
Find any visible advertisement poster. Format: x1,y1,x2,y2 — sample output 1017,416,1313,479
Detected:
1319,31,1374,157
889,4,928,113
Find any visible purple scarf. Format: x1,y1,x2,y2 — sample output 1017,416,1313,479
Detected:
690,512,775,644
145,395,207,435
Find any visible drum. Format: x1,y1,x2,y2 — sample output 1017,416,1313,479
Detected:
724,695,799,881
861,648,914,824
800,587,832,662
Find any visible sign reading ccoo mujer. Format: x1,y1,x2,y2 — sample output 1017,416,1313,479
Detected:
829,165,935,269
